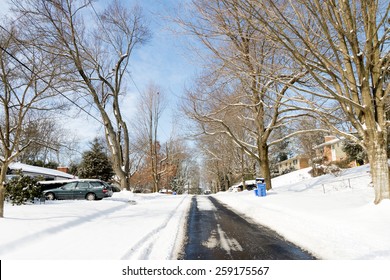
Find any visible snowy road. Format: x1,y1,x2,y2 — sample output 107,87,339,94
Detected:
181,196,315,260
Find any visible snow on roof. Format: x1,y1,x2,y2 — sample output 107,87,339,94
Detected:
9,162,75,179
276,155,309,166
313,137,345,149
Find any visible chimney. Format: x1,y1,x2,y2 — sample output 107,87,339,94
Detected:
57,167,69,174
324,136,336,143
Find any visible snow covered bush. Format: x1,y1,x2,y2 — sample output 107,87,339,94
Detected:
309,164,326,177
324,164,342,177
5,172,42,205
309,164,342,177
309,155,343,177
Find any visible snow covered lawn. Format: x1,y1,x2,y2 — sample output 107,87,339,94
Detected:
214,164,390,260
1,163,389,261
0,192,191,259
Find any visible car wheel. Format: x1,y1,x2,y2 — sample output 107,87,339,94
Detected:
86,193,96,201
45,192,55,200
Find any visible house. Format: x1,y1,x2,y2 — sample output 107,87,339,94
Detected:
313,136,354,165
8,162,75,180
275,156,310,175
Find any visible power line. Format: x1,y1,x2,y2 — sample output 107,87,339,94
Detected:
0,24,104,125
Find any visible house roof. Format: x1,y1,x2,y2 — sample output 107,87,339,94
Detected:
9,162,75,179
313,137,345,149
275,155,309,166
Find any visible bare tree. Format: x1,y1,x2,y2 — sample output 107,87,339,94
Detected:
293,118,327,161
15,117,67,164
0,21,63,217
242,0,390,203
195,131,244,192
134,83,167,192
178,0,311,190
12,0,151,190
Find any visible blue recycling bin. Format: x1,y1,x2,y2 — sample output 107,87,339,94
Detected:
256,183,266,197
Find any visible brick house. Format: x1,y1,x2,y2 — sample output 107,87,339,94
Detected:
275,155,310,174
313,136,355,166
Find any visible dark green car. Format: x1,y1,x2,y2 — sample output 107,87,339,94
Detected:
43,179,113,201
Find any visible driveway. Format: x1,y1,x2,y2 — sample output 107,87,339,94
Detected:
181,196,316,260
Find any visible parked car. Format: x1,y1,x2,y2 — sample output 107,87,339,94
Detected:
229,185,243,192
43,179,113,201
229,179,263,192
159,189,173,194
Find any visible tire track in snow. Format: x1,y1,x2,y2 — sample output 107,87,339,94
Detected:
120,195,190,260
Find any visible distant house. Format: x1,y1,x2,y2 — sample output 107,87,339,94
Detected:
8,162,75,180
275,156,310,175
313,136,355,166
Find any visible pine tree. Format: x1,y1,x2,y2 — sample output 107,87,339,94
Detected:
5,172,42,205
342,140,367,166
78,138,114,181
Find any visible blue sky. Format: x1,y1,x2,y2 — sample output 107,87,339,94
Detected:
87,0,198,142
0,0,199,160
101,0,197,140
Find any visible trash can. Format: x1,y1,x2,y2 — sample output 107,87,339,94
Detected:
256,182,266,197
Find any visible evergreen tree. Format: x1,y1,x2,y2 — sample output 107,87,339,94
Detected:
78,138,114,181
5,172,42,205
342,140,367,166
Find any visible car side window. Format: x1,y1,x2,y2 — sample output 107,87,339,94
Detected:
63,182,77,190
90,181,103,188
77,182,90,189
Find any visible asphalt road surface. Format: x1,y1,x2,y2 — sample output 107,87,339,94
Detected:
180,196,316,260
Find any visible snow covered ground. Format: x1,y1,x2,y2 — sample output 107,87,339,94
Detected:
214,164,390,260
0,192,191,259
0,163,389,261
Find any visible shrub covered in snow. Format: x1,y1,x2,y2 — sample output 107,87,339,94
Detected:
309,164,342,177
5,172,42,205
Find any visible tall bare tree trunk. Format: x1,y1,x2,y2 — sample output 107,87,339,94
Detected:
0,166,7,218
258,142,271,190
366,136,390,204
0,161,11,217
